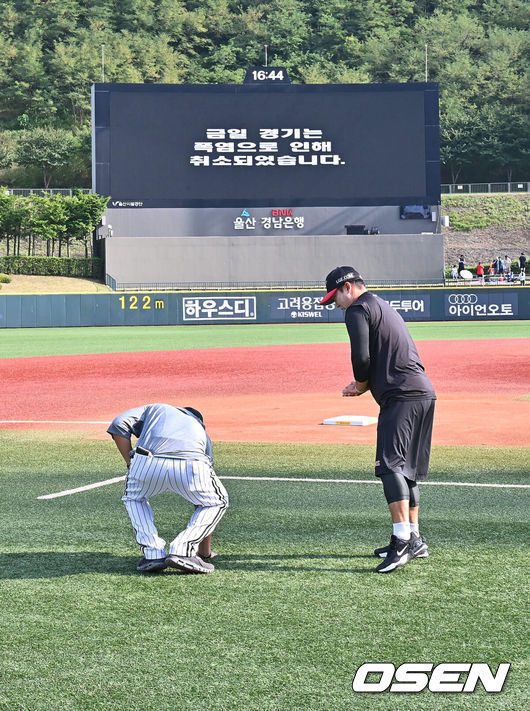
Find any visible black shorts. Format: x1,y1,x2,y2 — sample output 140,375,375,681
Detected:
375,398,435,482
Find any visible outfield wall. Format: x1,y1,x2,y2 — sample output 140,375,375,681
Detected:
1,287,528,328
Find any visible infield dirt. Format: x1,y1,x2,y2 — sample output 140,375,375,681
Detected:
2,340,528,447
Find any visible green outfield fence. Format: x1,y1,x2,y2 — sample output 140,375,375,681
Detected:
1,286,528,328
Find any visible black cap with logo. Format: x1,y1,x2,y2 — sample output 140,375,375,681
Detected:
184,406,204,423
320,266,363,304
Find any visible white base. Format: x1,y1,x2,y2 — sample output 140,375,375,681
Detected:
322,415,378,426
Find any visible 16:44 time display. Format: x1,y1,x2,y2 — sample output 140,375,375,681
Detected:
251,69,285,81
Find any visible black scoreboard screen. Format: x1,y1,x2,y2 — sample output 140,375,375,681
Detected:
92,82,439,208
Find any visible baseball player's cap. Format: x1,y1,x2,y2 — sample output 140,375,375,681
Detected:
184,406,204,423
320,266,363,304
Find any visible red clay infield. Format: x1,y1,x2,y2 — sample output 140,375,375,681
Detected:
2,338,529,446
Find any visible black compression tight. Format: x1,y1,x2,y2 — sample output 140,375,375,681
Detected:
381,471,419,506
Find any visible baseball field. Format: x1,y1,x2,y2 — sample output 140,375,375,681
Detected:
1,321,529,711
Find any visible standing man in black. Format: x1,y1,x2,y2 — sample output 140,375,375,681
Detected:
320,267,436,573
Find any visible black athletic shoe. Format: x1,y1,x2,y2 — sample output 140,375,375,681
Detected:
374,537,393,558
136,557,167,572
375,536,411,573
374,533,428,559
166,554,215,574
409,533,429,559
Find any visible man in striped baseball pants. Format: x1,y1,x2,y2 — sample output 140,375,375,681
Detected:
107,403,229,574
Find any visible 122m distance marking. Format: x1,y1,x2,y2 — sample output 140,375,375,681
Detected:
118,296,165,310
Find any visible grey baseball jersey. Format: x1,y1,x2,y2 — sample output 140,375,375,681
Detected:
107,403,213,464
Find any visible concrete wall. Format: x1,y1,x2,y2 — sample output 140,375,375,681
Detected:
104,233,445,286
104,205,440,238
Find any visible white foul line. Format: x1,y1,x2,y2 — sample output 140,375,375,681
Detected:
221,476,530,489
37,474,530,499
1,420,109,424
38,476,126,499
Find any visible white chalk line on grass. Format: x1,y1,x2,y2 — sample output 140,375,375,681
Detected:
38,476,126,499
37,474,530,499
221,476,530,489
1,420,109,424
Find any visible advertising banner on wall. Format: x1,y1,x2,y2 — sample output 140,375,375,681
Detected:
444,291,518,319
182,296,257,322
0,288,527,328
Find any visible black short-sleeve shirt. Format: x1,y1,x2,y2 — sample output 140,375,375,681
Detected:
345,291,436,406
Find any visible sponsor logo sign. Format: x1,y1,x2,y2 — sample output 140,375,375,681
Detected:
182,297,256,321
380,295,430,320
233,209,304,231
270,294,342,322
445,292,517,318
269,291,432,322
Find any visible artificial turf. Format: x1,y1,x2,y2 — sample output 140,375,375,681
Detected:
1,320,529,359
1,432,528,711
2,320,528,709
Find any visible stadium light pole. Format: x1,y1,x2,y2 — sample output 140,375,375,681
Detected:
264,45,268,67
425,43,428,82
101,44,105,83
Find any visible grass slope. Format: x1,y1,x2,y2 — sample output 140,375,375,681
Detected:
1,321,529,359
1,432,528,711
0,275,110,294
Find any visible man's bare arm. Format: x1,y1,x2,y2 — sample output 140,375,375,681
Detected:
111,434,132,467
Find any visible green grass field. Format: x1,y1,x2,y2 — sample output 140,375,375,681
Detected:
1,433,528,711
1,320,530,358
1,321,529,710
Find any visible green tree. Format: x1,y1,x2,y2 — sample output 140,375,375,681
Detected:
439,96,478,183
0,130,17,170
259,0,311,75
0,29,51,123
64,191,109,257
0,190,30,255
26,193,67,255
15,127,77,187
0,0,528,183
474,104,530,181
48,32,104,127
479,0,530,29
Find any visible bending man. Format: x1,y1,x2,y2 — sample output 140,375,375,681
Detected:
108,403,229,574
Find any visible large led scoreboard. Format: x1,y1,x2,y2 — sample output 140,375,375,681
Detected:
93,77,442,287
92,80,439,210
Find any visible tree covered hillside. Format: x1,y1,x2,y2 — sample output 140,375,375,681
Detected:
0,0,528,187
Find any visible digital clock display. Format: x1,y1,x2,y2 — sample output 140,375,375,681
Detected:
244,67,290,83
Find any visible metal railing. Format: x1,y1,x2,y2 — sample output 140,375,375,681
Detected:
5,188,92,197
441,182,528,194
105,277,447,292
105,275,529,292
6,184,529,197
6,184,528,197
